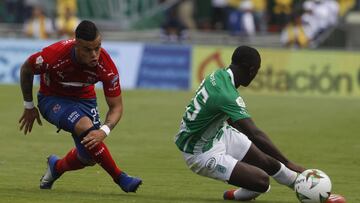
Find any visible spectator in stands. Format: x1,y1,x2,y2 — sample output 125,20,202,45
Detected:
227,0,256,36
24,0,40,20
240,0,256,36
211,0,228,30
252,0,268,33
56,0,77,18
280,12,309,48
56,6,80,39
281,0,339,48
160,2,188,42
337,0,355,16
23,5,54,39
177,0,196,30
268,0,294,32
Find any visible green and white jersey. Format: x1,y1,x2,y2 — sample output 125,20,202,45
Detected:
175,68,251,154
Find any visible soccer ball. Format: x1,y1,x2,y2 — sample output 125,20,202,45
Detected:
294,169,332,203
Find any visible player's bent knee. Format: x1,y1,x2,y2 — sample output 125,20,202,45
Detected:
74,117,95,136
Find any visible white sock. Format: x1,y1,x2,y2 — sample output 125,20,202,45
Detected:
272,162,298,187
233,186,270,201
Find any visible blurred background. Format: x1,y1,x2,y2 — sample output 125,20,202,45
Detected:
1,0,360,94
0,0,359,48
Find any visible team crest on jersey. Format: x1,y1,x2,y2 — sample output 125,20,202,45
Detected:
36,56,44,65
236,97,246,107
52,104,61,113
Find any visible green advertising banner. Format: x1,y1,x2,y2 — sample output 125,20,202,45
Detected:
192,46,360,97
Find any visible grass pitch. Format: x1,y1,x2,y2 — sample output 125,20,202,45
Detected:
0,85,359,203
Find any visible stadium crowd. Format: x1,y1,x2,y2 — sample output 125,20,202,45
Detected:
0,0,358,47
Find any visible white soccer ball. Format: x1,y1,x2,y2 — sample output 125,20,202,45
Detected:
294,169,332,203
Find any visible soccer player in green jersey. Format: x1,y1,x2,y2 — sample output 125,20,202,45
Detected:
175,46,305,201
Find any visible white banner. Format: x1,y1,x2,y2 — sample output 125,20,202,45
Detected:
0,38,143,89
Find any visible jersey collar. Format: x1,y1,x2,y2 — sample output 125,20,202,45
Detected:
226,68,235,87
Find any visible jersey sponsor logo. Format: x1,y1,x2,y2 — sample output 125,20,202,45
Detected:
111,75,119,87
205,157,217,170
59,81,92,87
111,75,119,84
52,104,61,113
236,97,246,108
215,164,227,174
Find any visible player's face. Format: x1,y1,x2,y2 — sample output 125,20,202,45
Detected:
239,64,260,87
75,35,102,67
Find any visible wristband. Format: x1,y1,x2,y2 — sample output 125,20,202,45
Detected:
24,101,35,109
100,125,111,136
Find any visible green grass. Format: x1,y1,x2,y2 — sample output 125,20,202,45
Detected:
0,84,359,203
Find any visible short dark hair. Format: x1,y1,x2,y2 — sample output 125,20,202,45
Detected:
231,46,261,69
75,20,99,41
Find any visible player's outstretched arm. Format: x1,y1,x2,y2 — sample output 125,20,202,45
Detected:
19,60,42,135
230,118,305,173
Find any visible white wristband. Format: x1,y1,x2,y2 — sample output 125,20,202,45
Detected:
100,125,111,136
24,101,35,109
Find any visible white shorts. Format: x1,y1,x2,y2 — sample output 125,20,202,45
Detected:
182,125,252,182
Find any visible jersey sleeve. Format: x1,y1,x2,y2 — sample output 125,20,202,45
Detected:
219,94,251,122
100,50,121,97
27,41,63,74
27,51,48,74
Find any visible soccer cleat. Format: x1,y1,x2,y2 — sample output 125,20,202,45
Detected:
39,155,61,189
325,194,346,203
117,172,142,193
223,189,237,200
223,188,262,201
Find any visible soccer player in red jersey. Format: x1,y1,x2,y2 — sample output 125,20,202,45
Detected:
18,20,142,192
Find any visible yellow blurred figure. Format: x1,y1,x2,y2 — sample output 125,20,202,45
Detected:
56,7,80,39
273,0,293,15
252,0,267,11
228,0,243,9
337,0,355,16
23,6,54,39
57,0,77,17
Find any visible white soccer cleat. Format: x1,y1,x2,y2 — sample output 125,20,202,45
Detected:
40,155,61,189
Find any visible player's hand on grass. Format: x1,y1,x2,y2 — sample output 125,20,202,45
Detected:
19,108,42,135
81,130,106,150
286,161,305,173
